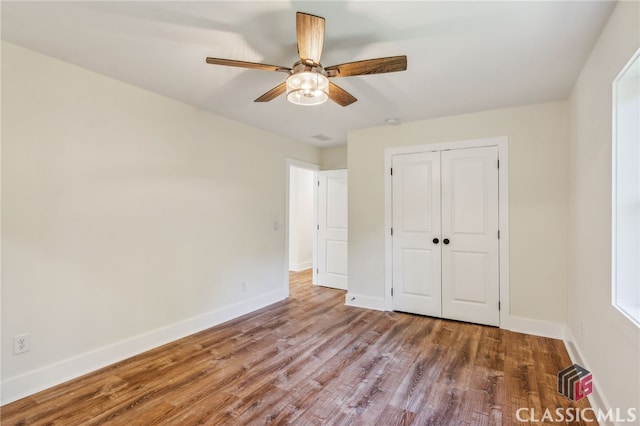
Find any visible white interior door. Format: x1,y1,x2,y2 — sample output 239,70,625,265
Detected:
441,147,500,326
391,152,442,316
317,170,348,290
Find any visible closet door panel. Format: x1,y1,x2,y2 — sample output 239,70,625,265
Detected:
391,152,442,317
441,147,500,326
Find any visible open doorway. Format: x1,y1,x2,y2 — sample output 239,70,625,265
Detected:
286,160,319,293
289,166,315,272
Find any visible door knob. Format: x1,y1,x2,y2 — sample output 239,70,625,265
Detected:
443,238,450,245
433,238,439,244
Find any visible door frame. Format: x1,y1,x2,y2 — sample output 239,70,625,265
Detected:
384,136,511,328
285,158,319,295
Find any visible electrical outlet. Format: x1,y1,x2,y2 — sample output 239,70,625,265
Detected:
14,333,30,355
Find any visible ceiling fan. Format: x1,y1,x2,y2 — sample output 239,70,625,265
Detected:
205,12,407,107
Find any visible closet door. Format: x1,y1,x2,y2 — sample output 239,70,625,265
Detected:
441,147,500,326
391,152,442,316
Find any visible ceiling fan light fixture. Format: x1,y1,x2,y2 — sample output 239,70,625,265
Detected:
286,71,329,106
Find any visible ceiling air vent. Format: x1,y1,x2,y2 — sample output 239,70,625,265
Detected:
312,134,332,141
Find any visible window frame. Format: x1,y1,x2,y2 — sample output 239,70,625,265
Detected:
611,47,640,328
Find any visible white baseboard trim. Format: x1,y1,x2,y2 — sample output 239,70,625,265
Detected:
1,288,288,406
508,315,566,340
344,293,386,311
289,261,313,272
563,328,616,426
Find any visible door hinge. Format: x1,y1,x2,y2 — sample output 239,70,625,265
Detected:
390,167,393,176
391,288,394,296
318,180,320,186
497,159,500,169
317,268,319,274
498,301,501,311
317,224,320,230
391,227,393,236
498,230,500,239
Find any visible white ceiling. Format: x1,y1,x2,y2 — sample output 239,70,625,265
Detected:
1,1,614,147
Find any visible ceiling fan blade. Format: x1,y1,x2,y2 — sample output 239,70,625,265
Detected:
254,82,287,102
328,82,357,107
325,55,407,77
206,57,291,73
296,12,325,66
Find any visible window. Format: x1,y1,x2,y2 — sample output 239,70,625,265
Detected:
612,48,640,327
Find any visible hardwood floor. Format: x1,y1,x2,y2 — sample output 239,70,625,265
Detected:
1,269,593,425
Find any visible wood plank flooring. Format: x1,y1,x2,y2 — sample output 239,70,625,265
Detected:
1,270,594,425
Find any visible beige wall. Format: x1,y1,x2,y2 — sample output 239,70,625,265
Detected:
1,42,319,401
348,101,569,325
567,0,640,415
320,146,347,170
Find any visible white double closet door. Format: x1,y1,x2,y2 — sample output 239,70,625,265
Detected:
391,146,500,326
